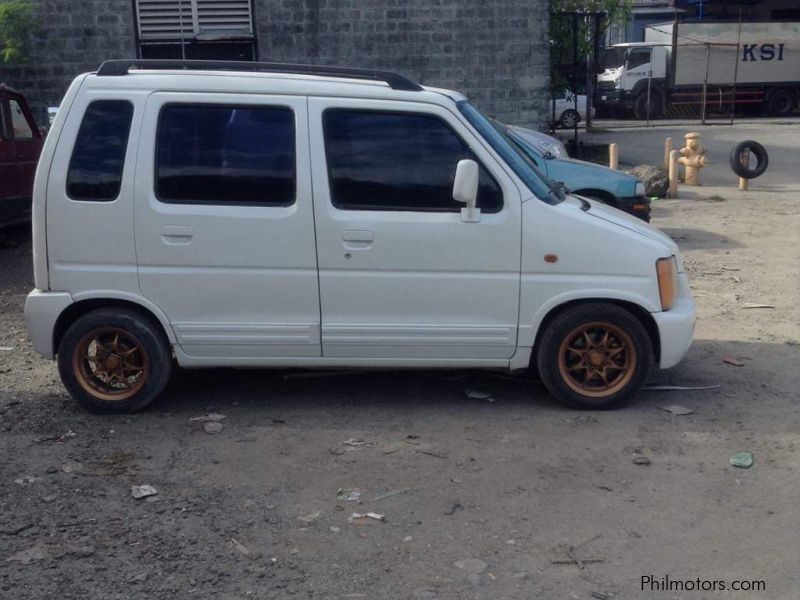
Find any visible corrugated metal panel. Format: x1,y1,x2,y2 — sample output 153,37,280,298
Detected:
136,0,252,40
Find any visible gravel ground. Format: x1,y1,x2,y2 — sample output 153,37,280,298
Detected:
1,184,799,600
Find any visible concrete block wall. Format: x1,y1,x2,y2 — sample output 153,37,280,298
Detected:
255,0,550,128
0,0,137,123
1,0,550,128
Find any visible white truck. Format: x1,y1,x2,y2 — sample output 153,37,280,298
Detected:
596,21,800,119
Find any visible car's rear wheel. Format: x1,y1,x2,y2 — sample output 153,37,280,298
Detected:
559,109,579,129
57,309,172,413
536,303,652,409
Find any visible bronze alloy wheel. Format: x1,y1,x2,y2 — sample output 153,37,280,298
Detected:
557,321,637,398
72,327,149,402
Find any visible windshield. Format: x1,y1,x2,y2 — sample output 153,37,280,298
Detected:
457,101,561,204
601,47,626,70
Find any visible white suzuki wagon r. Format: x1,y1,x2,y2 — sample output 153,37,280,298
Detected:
25,60,696,413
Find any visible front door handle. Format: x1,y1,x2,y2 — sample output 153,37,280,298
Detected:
161,225,193,244
342,230,373,250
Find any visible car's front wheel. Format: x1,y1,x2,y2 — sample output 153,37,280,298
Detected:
57,309,172,413
558,109,580,129
536,303,653,409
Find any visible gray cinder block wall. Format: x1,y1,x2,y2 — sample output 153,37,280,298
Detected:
0,0,136,122
254,0,550,128
1,0,549,128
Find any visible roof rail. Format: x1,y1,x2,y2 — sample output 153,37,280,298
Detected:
96,59,423,92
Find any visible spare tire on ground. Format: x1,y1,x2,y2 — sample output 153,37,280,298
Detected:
625,164,668,197
730,141,768,179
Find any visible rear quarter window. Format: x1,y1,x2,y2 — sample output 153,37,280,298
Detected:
66,100,134,201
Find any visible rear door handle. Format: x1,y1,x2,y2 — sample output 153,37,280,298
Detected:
161,225,193,244
342,229,373,250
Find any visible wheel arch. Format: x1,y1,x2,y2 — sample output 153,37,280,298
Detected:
53,294,176,356
529,298,661,368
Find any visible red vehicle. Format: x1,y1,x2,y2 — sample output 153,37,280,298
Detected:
0,85,44,227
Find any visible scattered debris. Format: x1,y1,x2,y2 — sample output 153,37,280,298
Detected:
413,447,448,459
659,405,694,416
454,558,489,574
337,488,363,502
730,451,754,469
229,538,253,558
720,266,740,271
329,526,340,533
296,511,321,524
342,438,372,448
632,455,651,466
722,357,745,367
371,487,412,502
203,421,224,434
591,591,610,600
596,485,613,492
131,485,158,499
0,346,13,352
189,413,226,422
348,512,386,524
741,302,774,309
13,476,37,485
444,501,464,516
465,389,495,402
645,384,720,391
61,462,83,473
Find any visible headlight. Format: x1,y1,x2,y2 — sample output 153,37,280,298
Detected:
656,256,678,311
635,182,646,196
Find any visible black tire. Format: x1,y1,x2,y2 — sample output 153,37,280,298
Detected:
729,141,768,179
536,303,653,410
633,90,663,120
57,309,172,413
766,88,796,117
558,109,580,129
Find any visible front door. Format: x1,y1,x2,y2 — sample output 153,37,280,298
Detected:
134,93,321,360
308,98,522,362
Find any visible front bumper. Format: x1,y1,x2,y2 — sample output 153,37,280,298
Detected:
594,89,632,109
652,273,696,369
617,196,652,222
24,290,73,359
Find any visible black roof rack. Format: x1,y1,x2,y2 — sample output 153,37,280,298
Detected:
96,59,423,92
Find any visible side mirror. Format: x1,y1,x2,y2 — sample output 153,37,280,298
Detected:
452,159,480,222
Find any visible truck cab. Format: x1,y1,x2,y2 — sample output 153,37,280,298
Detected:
596,43,669,119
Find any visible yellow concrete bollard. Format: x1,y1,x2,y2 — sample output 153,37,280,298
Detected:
677,132,707,186
668,149,679,198
609,143,618,170
663,137,673,171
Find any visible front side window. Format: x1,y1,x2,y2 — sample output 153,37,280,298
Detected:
627,50,651,70
156,104,295,206
9,99,33,139
67,100,134,201
323,109,502,213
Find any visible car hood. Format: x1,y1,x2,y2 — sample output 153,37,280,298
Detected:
553,157,637,182
567,195,683,269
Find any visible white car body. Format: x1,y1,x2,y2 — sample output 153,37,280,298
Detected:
553,90,595,127
25,65,694,381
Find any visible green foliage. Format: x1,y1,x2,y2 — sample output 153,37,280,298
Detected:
0,1,38,64
550,0,632,92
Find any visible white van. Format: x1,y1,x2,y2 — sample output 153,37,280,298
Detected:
25,60,696,413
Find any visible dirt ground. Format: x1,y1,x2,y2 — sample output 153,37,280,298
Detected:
1,184,799,600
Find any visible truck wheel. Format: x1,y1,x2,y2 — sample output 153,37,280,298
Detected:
767,89,796,117
633,91,662,120
536,303,653,410
57,309,172,413
559,109,580,129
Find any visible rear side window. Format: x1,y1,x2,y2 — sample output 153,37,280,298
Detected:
9,99,34,139
323,109,503,213
156,105,295,206
67,100,134,201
